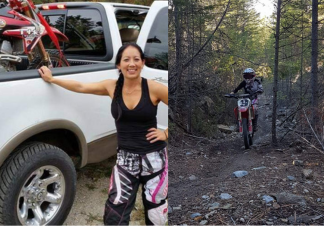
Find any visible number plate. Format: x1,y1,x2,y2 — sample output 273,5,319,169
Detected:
238,98,251,108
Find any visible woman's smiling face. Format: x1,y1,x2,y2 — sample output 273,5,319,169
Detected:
117,46,145,80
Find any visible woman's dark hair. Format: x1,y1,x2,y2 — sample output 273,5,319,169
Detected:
115,43,145,67
113,43,145,120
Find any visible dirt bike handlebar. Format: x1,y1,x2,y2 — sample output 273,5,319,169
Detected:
224,92,261,99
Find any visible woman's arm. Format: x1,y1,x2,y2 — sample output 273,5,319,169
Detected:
231,80,246,94
148,80,168,105
146,80,168,143
38,66,115,97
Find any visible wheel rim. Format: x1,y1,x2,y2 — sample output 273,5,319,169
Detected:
17,166,65,225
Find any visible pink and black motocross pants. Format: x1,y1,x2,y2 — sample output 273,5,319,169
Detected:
103,148,168,225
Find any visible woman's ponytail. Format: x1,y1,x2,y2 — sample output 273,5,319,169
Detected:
114,71,124,121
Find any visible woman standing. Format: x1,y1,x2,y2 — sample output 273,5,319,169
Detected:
38,43,168,225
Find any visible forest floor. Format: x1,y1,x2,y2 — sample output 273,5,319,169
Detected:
168,97,324,225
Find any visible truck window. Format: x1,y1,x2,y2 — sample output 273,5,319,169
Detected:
42,9,106,57
115,9,147,44
144,7,168,71
42,14,65,50
64,9,106,56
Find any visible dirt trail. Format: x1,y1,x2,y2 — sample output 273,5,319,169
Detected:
168,96,324,225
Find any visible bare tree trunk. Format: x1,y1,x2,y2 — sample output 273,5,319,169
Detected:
272,0,282,146
174,2,182,118
300,0,304,104
300,0,304,132
170,0,231,79
187,2,194,133
311,0,319,127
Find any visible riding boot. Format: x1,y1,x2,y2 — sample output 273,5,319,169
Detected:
252,114,258,132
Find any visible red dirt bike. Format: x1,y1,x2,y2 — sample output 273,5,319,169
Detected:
0,0,69,72
225,93,256,149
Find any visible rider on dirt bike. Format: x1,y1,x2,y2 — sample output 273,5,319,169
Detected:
230,68,263,132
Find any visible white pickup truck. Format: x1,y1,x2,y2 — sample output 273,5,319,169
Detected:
0,1,168,225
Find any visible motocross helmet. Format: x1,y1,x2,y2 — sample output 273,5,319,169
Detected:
243,68,256,83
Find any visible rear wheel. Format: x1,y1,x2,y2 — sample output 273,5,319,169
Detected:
0,142,76,225
242,118,250,149
27,50,69,69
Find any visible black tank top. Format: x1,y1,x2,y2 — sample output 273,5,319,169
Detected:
111,77,166,154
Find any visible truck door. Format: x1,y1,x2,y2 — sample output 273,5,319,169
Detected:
136,1,168,129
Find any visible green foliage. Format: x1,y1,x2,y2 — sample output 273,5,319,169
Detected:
101,188,107,194
84,212,102,223
277,91,288,101
85,183,96,191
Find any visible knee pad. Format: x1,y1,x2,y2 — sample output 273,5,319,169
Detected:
147,201,168,225
144,169,168,204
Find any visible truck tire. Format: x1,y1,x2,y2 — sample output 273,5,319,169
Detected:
0,142,76,225
27,50,69,69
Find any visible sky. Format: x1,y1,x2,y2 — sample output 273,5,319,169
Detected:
254,0,275,18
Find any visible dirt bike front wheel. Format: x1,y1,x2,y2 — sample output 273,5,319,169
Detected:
27,50,69,69
249,132,253,146
242,118,250,149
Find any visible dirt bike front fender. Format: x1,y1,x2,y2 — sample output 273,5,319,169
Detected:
44,27,69,42
240,111,249,119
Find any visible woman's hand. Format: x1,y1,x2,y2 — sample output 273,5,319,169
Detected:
38,66,54,83
146,128,168,143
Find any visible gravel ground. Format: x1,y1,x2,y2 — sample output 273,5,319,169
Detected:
168,97,324,225
64,155,145,225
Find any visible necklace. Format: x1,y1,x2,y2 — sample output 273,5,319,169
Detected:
123,87,141,94
124,78,142,94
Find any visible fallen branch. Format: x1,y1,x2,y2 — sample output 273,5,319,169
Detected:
293,132,324,155
279,101,311,127
287,127,312,135
215,213,227,225
309,207,324,216
184,133,212,141
303,109,324,152
249,212,265,224
280,125,314,142
299,184,323,198
230,216,236,225
279,124,296,142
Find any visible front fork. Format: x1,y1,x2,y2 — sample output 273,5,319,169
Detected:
238,107,254,134
21,2,51,67
238,111,242,133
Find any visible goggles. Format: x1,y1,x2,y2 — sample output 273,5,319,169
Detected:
243,73,254,79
